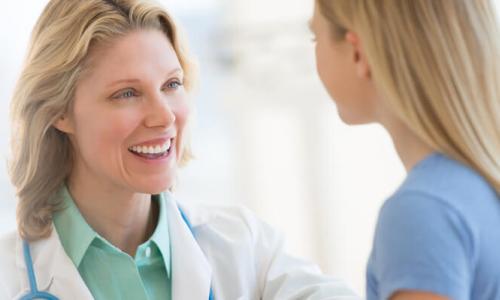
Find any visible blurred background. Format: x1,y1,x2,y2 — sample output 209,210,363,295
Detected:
0,0,411,296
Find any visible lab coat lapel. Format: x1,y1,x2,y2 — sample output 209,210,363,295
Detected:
14,226,93,300
165,193,213,300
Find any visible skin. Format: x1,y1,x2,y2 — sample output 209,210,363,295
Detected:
54,29,189,256
310,3,443,300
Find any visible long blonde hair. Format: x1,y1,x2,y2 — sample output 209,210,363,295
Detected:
317,0,500,194
10,0,196,241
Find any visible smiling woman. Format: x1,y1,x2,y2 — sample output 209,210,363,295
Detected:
10,0,196,243
0,0,359,299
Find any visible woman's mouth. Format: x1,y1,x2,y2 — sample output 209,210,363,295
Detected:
128,138,173,159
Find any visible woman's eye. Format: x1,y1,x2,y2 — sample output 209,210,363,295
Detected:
165,80,183,90
122,91,134,98
112,89,137,100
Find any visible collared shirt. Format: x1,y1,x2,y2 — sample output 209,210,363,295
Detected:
53,186,171,300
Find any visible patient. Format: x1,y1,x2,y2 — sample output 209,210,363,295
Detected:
309,0,500,299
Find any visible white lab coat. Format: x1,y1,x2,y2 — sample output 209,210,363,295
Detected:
0,192,359,300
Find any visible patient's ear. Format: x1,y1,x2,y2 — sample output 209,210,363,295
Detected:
345,31,372,80
53,114,74,134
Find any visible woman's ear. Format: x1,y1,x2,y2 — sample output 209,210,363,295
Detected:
345,31,372,79
53,114,74,134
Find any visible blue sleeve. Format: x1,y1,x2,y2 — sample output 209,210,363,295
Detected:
371,191,476,300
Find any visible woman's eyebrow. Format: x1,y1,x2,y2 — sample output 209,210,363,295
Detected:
107,68,184,87
167,68,184,78
108,78,141,87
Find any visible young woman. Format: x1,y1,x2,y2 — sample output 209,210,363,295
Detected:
310,0,500,299
0,0,359,299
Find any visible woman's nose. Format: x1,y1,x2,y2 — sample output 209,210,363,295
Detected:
144,93,176,128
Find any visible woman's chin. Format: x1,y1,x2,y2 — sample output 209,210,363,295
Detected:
337,109,374,125
133,176,175,195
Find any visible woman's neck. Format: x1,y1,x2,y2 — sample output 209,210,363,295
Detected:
66,167,158,257
379,112,434,172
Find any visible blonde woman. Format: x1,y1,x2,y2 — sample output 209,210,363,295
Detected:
309,0,500,299
0,0,360,299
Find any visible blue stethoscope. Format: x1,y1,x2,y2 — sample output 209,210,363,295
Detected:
21,207,214,300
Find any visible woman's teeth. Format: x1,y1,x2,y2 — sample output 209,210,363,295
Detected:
129,140,171,155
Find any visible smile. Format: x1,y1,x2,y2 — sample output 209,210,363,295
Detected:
128,138,173,158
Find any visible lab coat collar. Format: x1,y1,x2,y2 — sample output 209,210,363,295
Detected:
171,193,217,227
164,191,214,300
14,225,94,299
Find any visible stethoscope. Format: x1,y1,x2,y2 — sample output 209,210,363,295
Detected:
21,207,214,300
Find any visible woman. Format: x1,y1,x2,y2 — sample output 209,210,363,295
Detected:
0,0,359,299
310,0,500,299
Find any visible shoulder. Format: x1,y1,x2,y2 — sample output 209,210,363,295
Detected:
371,192,476,299
381,153,499,243
177,199,289,276
377,169,479,259
178,200,280,245
380,152,500,241
178,202,281,283
173,197,361,299
377,189,476,256
0,230,22,298
369,155,489,300
0,230,19,270
400,153,497,207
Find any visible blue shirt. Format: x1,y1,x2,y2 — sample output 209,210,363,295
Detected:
367,153,500,300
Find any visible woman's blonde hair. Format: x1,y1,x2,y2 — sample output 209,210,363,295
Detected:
10,0,196,241
317,0,500,194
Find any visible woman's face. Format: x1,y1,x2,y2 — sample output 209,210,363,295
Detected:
57,29,189,194
311,3,379,124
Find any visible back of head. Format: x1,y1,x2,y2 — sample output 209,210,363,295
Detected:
317,0,500,194
10,0,195,241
